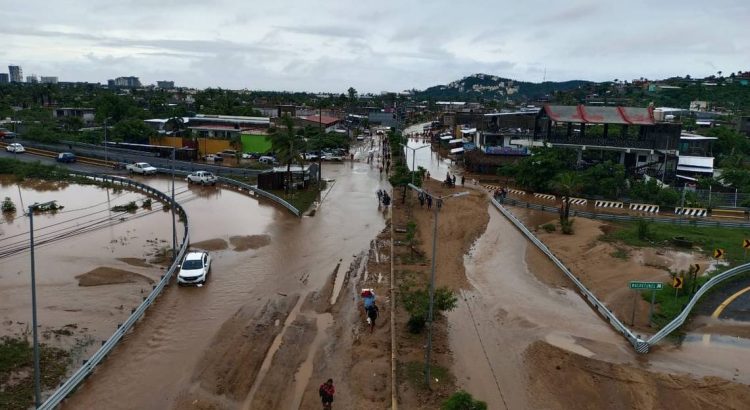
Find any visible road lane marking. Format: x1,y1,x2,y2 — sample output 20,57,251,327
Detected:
711,286,750,318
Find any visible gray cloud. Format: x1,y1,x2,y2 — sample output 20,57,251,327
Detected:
3,0,748,92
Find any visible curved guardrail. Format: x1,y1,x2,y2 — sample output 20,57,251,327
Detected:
40,172,190,409
154,168,301,217
495,196,750,352
501,196,750,228
646,262,750,346
491,198,650,352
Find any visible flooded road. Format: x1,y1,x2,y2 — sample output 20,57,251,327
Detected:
62,159,389,409
0,177,178,358
402,122,456,180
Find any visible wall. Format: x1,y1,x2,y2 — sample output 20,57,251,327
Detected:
241,134,272,153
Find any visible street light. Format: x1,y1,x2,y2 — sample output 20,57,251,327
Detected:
407,184,469,387
401,143,430,185
28,201,57,407
171,147,176,260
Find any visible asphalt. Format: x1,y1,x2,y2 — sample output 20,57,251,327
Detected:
0,148,124,174
694,275,750,321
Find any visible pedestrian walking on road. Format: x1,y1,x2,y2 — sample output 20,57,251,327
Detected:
426,194,433,209
418,192,425,207
319,379,335,409
452,174,457,186
366,304,379,333
460,175,465,186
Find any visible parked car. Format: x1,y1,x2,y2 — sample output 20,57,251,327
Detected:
126,162,158,175
322,152,343,161
186,170,217,185
204,153,223,162
177,251,211,286
5,143,25,153
303,152,319,161
0,131,16,140
56,152,77,163
258,155,277,165
241,152,260,159
221,149,238,157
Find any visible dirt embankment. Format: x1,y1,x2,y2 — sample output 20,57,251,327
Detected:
393,180,490,408
517,210,708,332
75,267,154,286
525,340,750,410
171,294,300,409
229,235,271,251
190,238,229,251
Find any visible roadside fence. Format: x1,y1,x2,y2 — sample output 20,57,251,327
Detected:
40,172,190,409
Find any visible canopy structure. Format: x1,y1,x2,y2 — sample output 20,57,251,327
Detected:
448,139,463,144
439,135,453,140
450,147,464,154
543,104,655,125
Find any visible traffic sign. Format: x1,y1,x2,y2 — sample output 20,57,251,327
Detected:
691,264,700,273
629,281,664,290
744,239,750,249
714,248,725,259
672,276,684,289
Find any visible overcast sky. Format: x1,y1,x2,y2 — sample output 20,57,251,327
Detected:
2,0,748,92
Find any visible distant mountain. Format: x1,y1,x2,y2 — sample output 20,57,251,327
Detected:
414,73,592,101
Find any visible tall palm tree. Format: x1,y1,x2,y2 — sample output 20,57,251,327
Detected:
551,172,583,224
267,115,306,192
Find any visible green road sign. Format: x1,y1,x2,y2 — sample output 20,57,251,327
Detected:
629,281,664,290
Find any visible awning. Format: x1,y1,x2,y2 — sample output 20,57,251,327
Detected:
450,147,464,154
448,139,463,144
676,165,713,173
460,128,477,134
440,135,453,140
677,174,699,182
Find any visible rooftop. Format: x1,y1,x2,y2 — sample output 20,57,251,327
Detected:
299,115,341,126
543,104,655,125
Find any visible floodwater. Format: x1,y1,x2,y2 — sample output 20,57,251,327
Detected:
0,176,177,357
450,204,750,408
62,153,389,409
448,206,628,409
402,122,456,180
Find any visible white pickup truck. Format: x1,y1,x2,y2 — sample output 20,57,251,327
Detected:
186,171,218,185
126,162,158,175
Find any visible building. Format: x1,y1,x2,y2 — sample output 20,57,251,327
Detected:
258,163,320,191
53,107,97,126
26,75,38,84
296,114,342,133
156,81,174,89
527,104,682,181
368,110,398,128
146,114,271,155
8,65,22,83
110,76,142,88
40,76,58,84
0,73,8,84
676,132,716,180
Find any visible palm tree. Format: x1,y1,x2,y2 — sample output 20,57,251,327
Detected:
551,172,583,225
267,115,306,192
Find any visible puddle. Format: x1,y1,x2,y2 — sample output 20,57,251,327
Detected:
290,312,333,409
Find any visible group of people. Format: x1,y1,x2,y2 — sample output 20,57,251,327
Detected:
494,187,508,200
443,172,464,187
417,190,442,210
376,189,391,207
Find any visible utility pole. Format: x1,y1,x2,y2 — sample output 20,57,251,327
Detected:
407,184,468,387
402,143,429,185
28,201,56,408
104,117,109,164
171,147,177,261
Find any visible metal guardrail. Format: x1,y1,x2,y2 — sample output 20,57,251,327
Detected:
490,197,650,352
501,197,750,228
155,168,301,217
646,262,750,346
495,196,750,352
40,173,190,409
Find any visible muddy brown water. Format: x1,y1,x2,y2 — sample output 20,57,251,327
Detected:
403,122,456,181
60,160,389,409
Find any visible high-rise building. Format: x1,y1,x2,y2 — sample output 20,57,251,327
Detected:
110,76,141,88
8,65,23,82
156,80,175,89
0,73,8,84
40,76,58,84
26,75,38,83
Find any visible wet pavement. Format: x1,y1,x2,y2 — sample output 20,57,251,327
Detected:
60,154,390,409
402,122,457,181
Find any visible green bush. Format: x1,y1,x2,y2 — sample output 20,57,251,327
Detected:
401,286,458,334
441,390,488,410
541,223,556,233
1,197,15,213
636,219,651,240
560,219,574,235
111,201,138,213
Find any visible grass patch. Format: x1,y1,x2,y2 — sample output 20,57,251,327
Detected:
268,181,327,213
0,336,71,409
401,361,453,391
603,221,750,265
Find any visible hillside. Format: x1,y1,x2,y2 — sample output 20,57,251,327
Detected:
414,73,592,101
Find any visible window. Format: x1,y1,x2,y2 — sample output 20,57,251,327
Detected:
637,155,647,162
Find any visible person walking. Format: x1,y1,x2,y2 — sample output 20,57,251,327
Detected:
452,174,457,186
366,304,379,333
418,192,425,207
460,175,465,186
319,379,335,409
426,194,433,209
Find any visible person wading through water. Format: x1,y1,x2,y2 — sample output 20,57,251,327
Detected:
319,378,335,409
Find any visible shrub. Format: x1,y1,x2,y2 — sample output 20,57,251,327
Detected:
402,286,458,334
560,219,574,235
141,198,152,209
1,197,16,213
111,201,138,213
541,223,556,233
636,219,651,240
442,390,488,410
